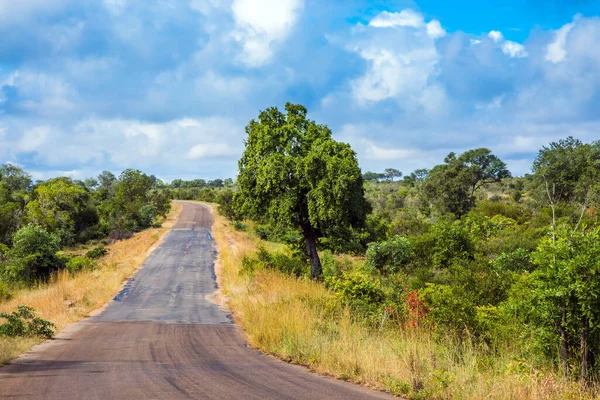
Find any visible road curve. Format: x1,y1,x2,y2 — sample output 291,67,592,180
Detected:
0,201,392,399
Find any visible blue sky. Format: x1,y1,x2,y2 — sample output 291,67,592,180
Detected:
1,0,599,181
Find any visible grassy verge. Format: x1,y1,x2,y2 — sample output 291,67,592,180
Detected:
0,203,182,364
210,205,593,400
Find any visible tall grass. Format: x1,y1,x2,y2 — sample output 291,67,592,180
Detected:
0,203,183,364
211,206,595,399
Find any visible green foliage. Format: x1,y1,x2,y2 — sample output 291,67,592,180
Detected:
524,226,600,376
0,282,12,302
324,271,385,313
253,225,269,240
493,248,534,272
366,236,412,275
233,221,247,232
241,247,308,277
4,225,62,283
65,256,97,274
532,137,600,205
421,283,476,333
0,305,55,339
85,245,108,259
422,149,510,217
25,177,90,243
233,103,369,278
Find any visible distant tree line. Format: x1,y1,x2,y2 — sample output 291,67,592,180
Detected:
0,168,170,285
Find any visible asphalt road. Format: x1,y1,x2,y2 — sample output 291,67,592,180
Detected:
0,201,392,399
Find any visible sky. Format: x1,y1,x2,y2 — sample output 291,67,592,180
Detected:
1,0,599,182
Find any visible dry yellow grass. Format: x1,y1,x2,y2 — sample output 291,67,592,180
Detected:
0,203,182,364
210,204,596,400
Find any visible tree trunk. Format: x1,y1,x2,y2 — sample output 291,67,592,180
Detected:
581,315,590,380
560,306,568,375
301,224,322,280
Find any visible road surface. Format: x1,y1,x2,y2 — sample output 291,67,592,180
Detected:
0,201,392,399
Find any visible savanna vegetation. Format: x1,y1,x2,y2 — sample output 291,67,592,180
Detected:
2,101,599,399
0,166,173,352
216,103,600,399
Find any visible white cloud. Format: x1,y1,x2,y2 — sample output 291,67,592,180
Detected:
426,20,446,38
368,10,445,39
488,30,504,42
2,70,78,117
188,143,233,159
231,0,304,66
487,30,527,58
369,9,423,28
502,41,527,58
1,116,242,175
18,127,51,152
546,22,574,63
347,9,445,114
364,141,416,160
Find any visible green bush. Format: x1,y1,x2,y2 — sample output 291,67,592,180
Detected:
233,221,247,232
421,283,476,334
0,305,55,339
366,236,412,275
0,282,12,302
325,272,385,309
254,225,269,240
138,204,158,228
85,245,108,259
5,225,62,283
241,247,308,277
65,256,97,274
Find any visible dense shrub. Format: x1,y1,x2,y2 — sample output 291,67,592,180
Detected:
241,247,308,277
325,272,385,316
366,236,412,275
4,225,62,283
0,305,55,338
138,204,158,228
85,245,108,259
233,221,247,232
0,282,12,302
65,256,97,274
253,225,269,240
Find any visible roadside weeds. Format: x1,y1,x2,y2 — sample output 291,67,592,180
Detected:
209,203,595,400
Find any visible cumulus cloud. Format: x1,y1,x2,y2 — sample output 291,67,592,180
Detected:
1,116,243,178
488,30,527,57
344,9,447,114
231,0,305,66
369,10,424,28
546,22,575,63
1,2,600,180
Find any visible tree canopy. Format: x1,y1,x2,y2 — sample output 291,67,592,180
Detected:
233,103,369,278
422,148,510,216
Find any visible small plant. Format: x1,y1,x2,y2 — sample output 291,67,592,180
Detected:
233,221,247,232
85,245,108,259
254,225,269,240
0,282,13,302
66,256,97,273
0,305,56,339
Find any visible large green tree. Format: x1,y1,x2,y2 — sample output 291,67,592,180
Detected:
532,137,600,228
0,164,32,245
233,103,369,279
25,177,90,238
422,149,510,217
